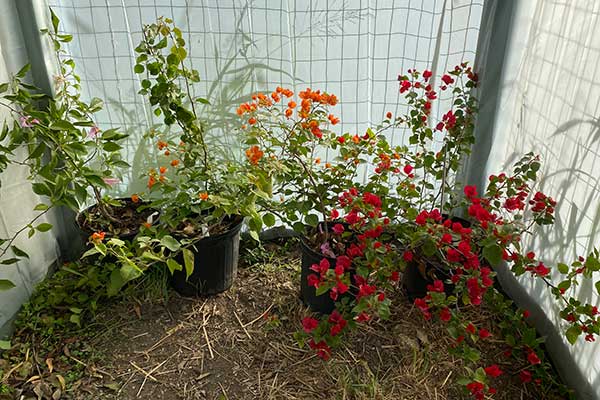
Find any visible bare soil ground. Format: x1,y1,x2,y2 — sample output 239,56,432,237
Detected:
60,243,556,400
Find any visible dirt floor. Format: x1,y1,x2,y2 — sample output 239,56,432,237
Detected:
47,243,557,400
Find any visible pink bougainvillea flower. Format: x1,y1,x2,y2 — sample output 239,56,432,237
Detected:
102,177,121,186
88,126,101,138
19,115,40,128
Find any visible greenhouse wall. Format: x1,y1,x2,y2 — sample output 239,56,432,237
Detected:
0,0,65,336
469,0,600,398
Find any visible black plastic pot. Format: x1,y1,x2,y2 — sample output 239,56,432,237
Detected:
170,216,243,296
402,260,454,301
76,198,159,243
401,214,471,301
300,238,338,314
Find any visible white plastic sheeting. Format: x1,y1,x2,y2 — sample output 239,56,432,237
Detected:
0,1,63,336
47,0,483,191
471,1,600,398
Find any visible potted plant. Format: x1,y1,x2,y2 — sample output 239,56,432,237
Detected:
238,84,399,311
0,12,150,290
132,17,264,296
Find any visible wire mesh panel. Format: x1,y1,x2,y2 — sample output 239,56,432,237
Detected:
47,0,483,190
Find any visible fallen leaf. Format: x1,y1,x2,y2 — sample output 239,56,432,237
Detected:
46,358,54,373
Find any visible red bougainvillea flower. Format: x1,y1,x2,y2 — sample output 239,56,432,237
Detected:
479,328,491,339
414,298,431,320
423,70,433,80
533,262,550,277
466,381,485,400
441,74,454,85
527,350,541,365
484,364,503,378
332,223,345,235
302,317,319,333
307,274,320,288
390,270,399,282
399,79,411,93
439,307,451,322
309,339,331,360
520,370,533,383
310,258,330,277
386,111,393,119
463,185,478,199
403,164,414,175
402,250,414,262
466,323,476,335
427,280,444,293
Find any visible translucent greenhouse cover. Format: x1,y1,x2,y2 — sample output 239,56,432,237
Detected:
46,0,483,192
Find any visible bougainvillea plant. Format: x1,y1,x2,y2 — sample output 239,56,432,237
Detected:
294,188,400,358
131,17,263,277
0,11,129,289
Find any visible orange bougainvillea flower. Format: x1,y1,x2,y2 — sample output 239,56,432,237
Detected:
171,159,180,167
159,166,167,174
147,175,156,189
90,231,105,243
285,109,293,118
328,114,340,125
143,222,152,229
288,100,297,109
271,92,280,102
325,162,331,168
315,158,321,164
248,117,257,125
131,194,140,203
246,145,264,165
157,140,168,150
198,192,209,201
159,175,166,182
386,111,393,119
352,134,360,144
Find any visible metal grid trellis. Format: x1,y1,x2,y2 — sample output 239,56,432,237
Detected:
46,0,483,190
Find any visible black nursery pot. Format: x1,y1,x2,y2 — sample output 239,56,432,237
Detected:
300,238,338,314
169,216,244,297
401,214,471,301
76,198,159,243
402,261,454,301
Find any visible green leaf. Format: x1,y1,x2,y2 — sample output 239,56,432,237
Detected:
34,203,49,211
0,83,8,93
565,325,582,345
262,213,276,227
0,340,11,349
15,64,31,78
166,258,182,274
195,97,210,105
50,8,60,32
160,235,180,252
0,280,16,291
81,247,100,259
1,258,19,265
134,64,145,73
35,223,53,232
305,214,319,227
483,244,503,266
557,263,569,274
102,142,122,152
11,246,28,258
182,248,194,279
69,314,81,327
595,281,600,296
